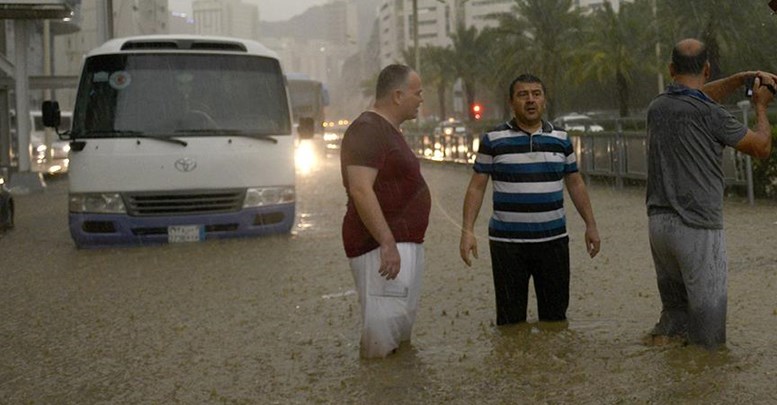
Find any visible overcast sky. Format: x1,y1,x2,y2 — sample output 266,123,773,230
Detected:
168,0,332,22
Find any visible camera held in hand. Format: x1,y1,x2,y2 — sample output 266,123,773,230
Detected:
744,76,776,98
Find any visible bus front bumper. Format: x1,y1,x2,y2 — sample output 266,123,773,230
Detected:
68,203,295,248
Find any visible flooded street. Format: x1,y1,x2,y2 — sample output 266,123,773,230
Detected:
2,152,777,404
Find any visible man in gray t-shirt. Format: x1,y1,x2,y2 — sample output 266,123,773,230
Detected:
645,38,775,349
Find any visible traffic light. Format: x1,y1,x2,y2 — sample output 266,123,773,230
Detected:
470,103,482,120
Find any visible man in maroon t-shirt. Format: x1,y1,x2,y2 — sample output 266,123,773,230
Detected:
340,64,431,358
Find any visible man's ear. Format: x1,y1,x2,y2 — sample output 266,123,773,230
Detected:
392,89,403,105
703,62,711,80
668,63,677,78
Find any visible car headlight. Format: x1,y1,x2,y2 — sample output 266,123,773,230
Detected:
69,193,126,214
36,144,47,153
243,186,295,208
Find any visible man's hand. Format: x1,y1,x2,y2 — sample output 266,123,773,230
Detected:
585,226,601,258
379,243,401,279
754,72,777,105
460,230,479,266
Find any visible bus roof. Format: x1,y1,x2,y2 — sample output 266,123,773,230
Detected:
87,35,279,59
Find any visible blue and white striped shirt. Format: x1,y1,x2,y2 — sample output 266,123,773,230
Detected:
473,119,577,243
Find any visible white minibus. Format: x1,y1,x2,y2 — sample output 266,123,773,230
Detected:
43,35,313,248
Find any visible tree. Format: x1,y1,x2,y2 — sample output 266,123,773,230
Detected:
490,0,583,118
448,23,490,122
572,1,653,117
359,73,379,100
402,45,458,120
657,0,758,80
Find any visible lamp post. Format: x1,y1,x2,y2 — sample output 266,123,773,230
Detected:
413,0,419,73
652,0,664,93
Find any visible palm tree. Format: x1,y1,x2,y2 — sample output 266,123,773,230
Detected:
359,73,379,100
401,45,457,120
572,1,652,117
489,0,583,118
448,23,490,121
424,46,458,120
657,0,755,80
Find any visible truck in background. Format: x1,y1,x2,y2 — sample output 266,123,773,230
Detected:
286,72,329,135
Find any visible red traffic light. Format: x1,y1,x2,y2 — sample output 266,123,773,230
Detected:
470,103,483,120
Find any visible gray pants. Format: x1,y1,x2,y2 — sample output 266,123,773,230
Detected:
648,213,727,348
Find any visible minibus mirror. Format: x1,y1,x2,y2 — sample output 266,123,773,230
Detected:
42,101,61,128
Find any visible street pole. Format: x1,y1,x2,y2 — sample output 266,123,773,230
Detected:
737,100,755,206
652,0,664,93
96,0,114,44
43,20,53,164
413,0,419,74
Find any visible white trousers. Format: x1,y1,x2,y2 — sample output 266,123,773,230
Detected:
349,243,425,358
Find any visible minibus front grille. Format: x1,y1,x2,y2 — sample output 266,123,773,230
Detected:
126,190,244,216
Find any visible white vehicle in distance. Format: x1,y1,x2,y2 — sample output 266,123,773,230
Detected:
552,113,604,132
42,35,313,248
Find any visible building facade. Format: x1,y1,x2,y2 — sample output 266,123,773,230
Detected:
192,0,258,40
464,0,514,32
575,0,634,12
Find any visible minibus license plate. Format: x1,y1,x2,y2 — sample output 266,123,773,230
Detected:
168,225,204,243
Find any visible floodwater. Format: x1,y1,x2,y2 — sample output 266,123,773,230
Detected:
1,148,776,404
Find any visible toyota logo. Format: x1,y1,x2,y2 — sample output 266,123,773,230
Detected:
174,157,197,172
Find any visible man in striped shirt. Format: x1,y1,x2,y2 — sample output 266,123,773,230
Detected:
459,74,600,325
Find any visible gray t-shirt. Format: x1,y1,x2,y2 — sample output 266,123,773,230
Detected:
646,84,747,229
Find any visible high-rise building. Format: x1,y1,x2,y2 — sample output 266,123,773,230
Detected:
377,0,634,68
113,0,169,37
192,0,258,40
377,0,461,67
464,0,514,32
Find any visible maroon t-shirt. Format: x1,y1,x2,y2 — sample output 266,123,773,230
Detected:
340,111,431,258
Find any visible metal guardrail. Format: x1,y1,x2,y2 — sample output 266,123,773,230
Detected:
404,127,755,203
569,130,750,188
404,130,479,164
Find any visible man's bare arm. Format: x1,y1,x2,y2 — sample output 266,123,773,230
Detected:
346,165,400,279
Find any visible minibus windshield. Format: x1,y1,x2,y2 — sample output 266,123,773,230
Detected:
72,53,291,138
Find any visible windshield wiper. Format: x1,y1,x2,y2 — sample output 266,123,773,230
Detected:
175,129,278,144
84,130,188,146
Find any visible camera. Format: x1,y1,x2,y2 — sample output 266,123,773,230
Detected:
745,77,777,98
745,77,755,98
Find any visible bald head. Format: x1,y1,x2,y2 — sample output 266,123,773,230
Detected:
671,38,708,76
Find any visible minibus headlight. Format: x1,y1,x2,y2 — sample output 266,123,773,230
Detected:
69,193,127,214
243,186,295,207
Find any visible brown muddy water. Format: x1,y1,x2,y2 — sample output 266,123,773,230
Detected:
1,151,776,404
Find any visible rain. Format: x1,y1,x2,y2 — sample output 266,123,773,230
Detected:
1,0,777,403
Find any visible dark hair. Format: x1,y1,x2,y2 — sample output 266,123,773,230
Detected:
508,74,546,99
375,64,412,100
671,42,708,75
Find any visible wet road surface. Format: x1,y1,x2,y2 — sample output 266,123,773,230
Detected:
1,152,777,404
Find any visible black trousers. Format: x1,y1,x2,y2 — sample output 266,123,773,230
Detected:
489,237,570,325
